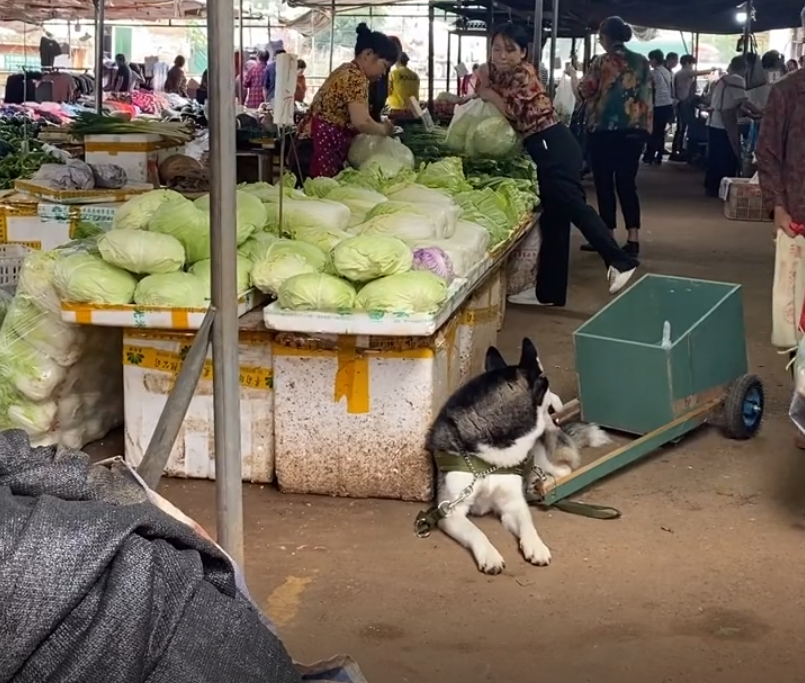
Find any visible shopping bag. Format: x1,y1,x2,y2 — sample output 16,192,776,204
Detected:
445,98,485,151
554,76,576,124
771,231,805,348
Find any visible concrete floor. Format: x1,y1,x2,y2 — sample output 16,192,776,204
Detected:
99,164,805,682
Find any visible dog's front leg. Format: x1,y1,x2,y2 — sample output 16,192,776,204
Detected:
439,512,506,575
499,495,552,567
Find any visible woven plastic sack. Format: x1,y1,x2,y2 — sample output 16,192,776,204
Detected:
771,231,805,348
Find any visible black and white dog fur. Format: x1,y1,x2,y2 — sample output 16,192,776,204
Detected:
426,338,610,574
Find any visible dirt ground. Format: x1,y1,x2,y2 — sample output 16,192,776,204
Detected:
93,164,805,682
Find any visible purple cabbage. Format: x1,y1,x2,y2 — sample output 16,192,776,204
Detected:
412,247,454,284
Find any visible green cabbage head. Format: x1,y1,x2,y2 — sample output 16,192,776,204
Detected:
190,255,253,295
98,229,185,275
331,235,412,283
134,272,209,307
278,273,356,312
355,270,448,314
53,252,137,304
113,189,185,230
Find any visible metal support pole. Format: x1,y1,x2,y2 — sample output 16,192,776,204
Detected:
446,29,452,95
741,0,753,59
239,0,245,103
547,0,559,94
583,31,592,71
456,32,463,94
328,0,336,72
208,0,244,567
94,0,105,113
427,3,435,109
531,0,543,68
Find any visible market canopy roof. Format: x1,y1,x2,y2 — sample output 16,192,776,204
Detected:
0,0,205,23
287,0,802,34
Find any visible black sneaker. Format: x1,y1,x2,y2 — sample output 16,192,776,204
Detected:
622,240,640,257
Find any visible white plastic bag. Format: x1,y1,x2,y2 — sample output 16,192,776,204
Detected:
554,76,576,123
445,98,487,152
771,231,805,348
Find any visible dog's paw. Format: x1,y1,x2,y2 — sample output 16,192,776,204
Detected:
474,545,506,575
521,536,552,566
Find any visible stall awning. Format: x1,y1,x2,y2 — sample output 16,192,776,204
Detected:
0,0,206,23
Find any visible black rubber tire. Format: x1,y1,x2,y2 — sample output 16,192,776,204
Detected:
722,374,764,440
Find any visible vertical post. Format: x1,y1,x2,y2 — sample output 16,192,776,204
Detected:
94,0,105,114
328,0,336,73
239,0,245,103
583,30,592,71
208,0,244,567
531,0,543,68
456,31,463,94
741,0,753,59
547,0,559,94
427,3,435,109
446,28,452,95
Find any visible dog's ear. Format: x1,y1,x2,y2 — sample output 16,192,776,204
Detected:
533,374,550,406
519,338,540,372
485,346,508,372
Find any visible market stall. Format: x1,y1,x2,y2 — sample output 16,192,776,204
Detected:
0,102,542,503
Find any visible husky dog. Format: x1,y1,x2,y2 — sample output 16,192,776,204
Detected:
426,338,554,574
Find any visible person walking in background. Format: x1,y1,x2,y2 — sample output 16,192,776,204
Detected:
368,35,401,121
578,16,652,258
263,43,286,104
787,58,799,73
703,55,761,197
460,63,479,96
242,51,268,108
164,56,188,97
475,21,638,306
665,52,679,71
109,53,133,93
644,49,674,165
387,52,420,111
295,59,307,102
670,54,707,160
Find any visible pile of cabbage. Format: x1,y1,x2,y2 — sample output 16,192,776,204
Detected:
235,148,535,315
0,245,123,447
52,188,266,308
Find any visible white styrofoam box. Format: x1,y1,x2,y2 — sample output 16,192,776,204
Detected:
272,321,462,501
84,133,186,186
455,268,502,382
122,324,275,482
0,203,42,249
505,223,541,296
0,202,118,251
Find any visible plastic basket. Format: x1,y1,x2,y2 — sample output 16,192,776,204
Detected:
0,243,33,288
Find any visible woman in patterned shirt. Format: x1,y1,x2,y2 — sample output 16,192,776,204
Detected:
477,22,638,306
298,23,397,178
578,17,652,257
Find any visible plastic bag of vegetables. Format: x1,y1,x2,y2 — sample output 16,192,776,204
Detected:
53,252,137,304
278,273,357,312
98,229,185,275
444,98,519,159
355,271,449,314
331,235,413,283
134,272,209,307
347,135,415,176
0,327,67,402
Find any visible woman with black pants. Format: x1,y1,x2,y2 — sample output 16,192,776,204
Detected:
476,22,638,307
579,17,653,257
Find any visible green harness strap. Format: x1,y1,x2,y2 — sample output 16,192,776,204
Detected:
432,451,524,477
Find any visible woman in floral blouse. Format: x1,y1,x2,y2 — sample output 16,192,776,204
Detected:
578,17,652,257
476,21,638,306
298,23,396,178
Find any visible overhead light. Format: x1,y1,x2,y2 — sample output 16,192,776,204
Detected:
736,10,747,22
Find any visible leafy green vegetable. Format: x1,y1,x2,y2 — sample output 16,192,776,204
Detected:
53,252,137,304
190,256,253,295
415,157,472,196
331,235,413,283
355,271,449,314
134,272,209,307
98,229,185,275
278,273,357,312
113,188,185,230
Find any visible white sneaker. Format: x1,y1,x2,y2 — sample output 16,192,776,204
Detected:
607,266,636,294
508,289,554,306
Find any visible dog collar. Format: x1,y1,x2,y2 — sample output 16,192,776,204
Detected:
433,450,525,477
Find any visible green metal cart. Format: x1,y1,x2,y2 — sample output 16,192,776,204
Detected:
530,275,764,509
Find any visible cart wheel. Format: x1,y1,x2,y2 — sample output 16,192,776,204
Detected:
722,374,764,440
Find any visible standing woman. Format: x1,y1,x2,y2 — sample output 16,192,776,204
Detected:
297,23,396,178
579,17,652,257
477,22,638,306
369,35,402,120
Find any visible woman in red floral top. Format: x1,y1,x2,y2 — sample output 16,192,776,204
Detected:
476,22,638,306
